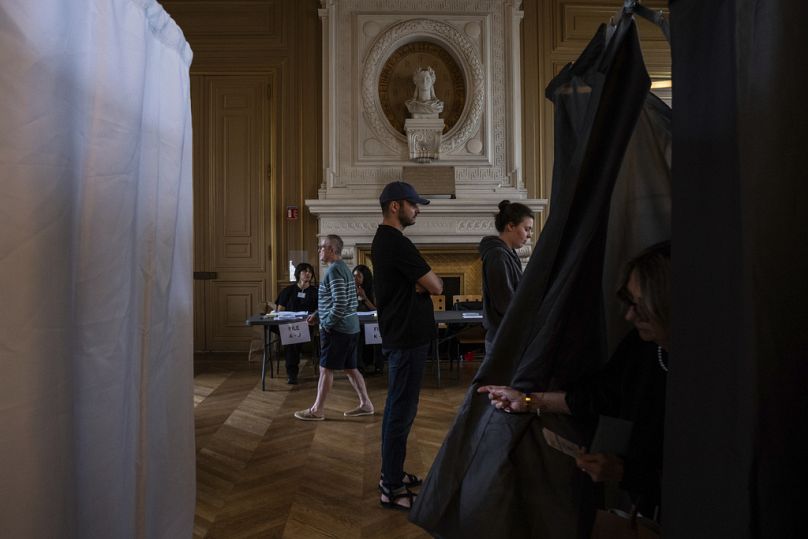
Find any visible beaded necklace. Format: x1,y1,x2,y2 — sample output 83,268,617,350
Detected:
657,345,669,372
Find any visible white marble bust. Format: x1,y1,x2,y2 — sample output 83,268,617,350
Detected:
406,66,444,118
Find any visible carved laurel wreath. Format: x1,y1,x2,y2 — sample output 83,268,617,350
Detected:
361,18,485,154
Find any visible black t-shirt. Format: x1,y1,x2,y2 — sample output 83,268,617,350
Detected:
275,283,318,313
371,224,435,347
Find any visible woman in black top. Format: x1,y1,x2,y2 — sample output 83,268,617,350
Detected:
479,242,671,520
275,262,318,384
353,264,382,374
353,264,376,311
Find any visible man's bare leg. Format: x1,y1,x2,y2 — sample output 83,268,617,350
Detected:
344,368,373,411
310,367,334,415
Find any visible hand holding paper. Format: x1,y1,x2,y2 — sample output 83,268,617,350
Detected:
575,452,624,482
542,427,585,458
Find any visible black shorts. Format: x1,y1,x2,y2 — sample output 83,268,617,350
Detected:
319,328,358,370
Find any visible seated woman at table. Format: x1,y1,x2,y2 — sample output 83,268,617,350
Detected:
353,264,383,374
478,200,534,352
478,241,671,520
276,262,318,384
353,264,376,311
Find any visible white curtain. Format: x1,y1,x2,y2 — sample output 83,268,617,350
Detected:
0,1,195,537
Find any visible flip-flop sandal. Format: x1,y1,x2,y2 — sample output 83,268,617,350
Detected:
379,484,416,512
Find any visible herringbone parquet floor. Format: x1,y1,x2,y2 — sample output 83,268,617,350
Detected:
193,353,475,538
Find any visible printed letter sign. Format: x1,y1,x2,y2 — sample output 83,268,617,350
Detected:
364,322,382,345
279,321,311,345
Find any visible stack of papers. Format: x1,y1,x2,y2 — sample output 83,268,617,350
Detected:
461,312,483,318
270,310,309,318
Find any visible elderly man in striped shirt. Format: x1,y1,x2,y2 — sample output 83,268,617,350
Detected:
294,234,375,420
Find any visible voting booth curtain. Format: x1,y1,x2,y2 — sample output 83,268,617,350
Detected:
410,15,671,538
0,1,195,537
664,1,807,537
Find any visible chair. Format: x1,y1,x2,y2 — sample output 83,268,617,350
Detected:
429,295,447,384
431,295,446,312
247,326,265,363
452,294,482,305
450,295,486,371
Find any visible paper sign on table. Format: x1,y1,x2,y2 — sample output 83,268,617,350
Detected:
279,321,311,345
364,322,382,344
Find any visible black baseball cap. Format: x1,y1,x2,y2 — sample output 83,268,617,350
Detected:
379,181,430,205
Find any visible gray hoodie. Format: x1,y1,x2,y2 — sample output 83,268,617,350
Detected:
478,235,523,337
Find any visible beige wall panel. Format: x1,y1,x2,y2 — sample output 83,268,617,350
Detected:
191,75,207,346
521,0,543,205
556,5,614,51
165,1,284,43
211,80,266,272
208,281,264,349
553,1,669,51
162,0,321,352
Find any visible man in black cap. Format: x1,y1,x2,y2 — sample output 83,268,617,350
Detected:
371,181,443,511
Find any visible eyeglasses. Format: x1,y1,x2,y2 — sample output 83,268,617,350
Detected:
620,295,650,321
317,245,330,251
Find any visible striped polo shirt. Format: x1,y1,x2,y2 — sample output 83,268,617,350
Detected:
318,258,359,334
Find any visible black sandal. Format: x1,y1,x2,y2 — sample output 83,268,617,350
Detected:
402,472,422,487
379,472,423,490
379,484,416,512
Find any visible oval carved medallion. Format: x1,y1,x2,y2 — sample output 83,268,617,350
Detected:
378,41,466,135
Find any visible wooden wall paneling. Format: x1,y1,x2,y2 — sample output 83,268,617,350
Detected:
164,0,286,47
209,280,265,347
192,74,208,350
205,76,272,350
298,1,322,275
162,1,323,352
163,0,285,43
274,0,322,293
277,3,298,289
210,79,264,271
521,0,543,215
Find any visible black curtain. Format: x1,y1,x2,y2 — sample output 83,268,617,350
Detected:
410,16,651,538
665,1,808,537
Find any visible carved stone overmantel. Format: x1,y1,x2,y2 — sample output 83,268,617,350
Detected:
309,0,546,272
306,198,542,270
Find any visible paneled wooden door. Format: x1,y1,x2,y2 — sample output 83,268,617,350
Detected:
193,75,274,351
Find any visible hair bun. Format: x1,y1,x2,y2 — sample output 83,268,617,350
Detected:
498,200,511,211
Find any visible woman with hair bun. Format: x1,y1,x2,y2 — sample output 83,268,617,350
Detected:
478,200,534,350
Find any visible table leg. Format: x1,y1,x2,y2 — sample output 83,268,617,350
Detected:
434,335,441,388
261,326,269,391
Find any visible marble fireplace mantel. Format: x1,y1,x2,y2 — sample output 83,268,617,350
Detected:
305,198,545,268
